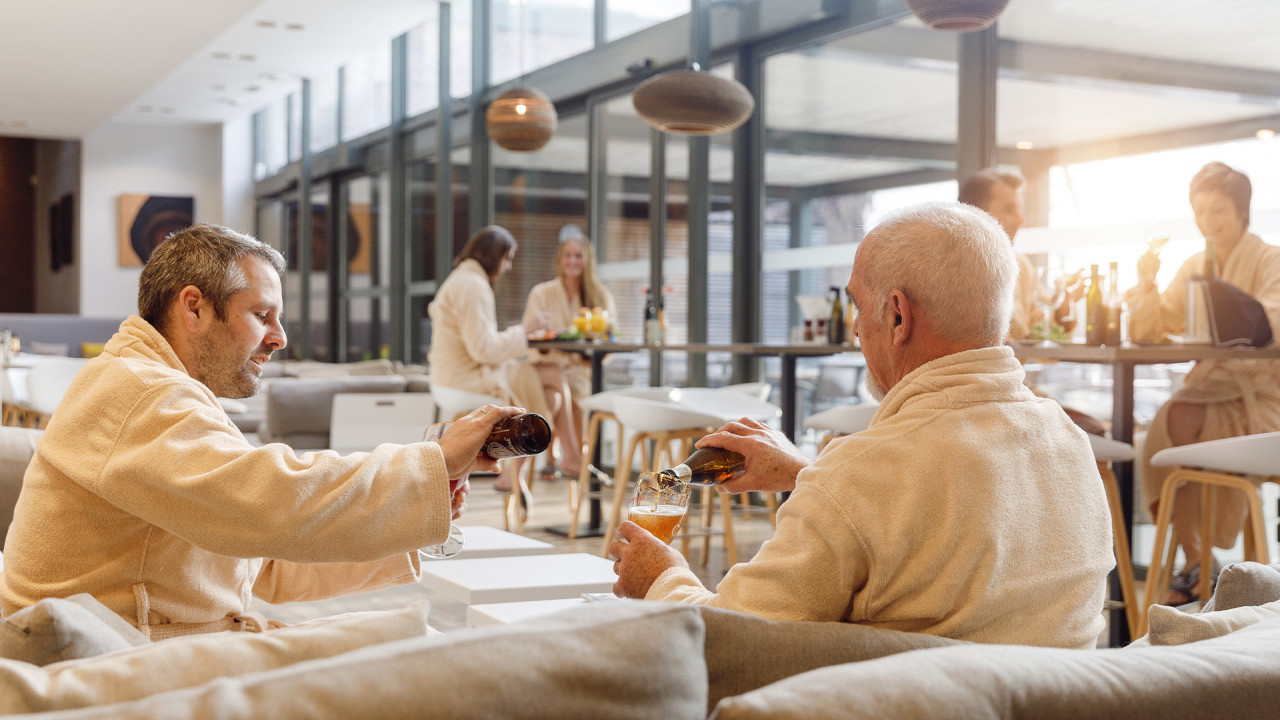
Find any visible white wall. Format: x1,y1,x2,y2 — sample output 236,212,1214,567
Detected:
220,114,255,235
79,122,224,318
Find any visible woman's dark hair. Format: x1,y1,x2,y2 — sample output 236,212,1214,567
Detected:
455,225,517,280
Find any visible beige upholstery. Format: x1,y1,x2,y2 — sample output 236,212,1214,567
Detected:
0,427,40,549
259,375,411,449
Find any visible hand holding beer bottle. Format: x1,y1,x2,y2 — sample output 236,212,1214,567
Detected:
690,417,813,494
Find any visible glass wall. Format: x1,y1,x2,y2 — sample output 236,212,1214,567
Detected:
491,0,593,86
606,0,686,42
309,71,339,153
343,44,392,140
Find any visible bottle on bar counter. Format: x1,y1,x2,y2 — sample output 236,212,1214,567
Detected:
828,286,846,345
644,288,662,345
1085,263,1105,346
1105,261,1123,346
652,446,746,488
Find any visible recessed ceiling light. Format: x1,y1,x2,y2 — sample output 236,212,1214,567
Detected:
245,85,262,93
1015,140,1034,150
212,83,227,92
11,120,26,128
160,108,175,115
285,23,304,31
217,98,245,107
238,53,257,62
138,106,153,113
212,52,231,60
1256,129,1276,140
255,20,276,28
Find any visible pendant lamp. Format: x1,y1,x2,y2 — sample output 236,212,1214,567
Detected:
486,87,558,152
905,0,1011,31
632,0,755,136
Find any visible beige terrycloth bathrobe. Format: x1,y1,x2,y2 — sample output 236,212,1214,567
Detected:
0,317,453,639
428,259,549,418
646,346,1113,649
1127,232,1280,547
523,279,616,403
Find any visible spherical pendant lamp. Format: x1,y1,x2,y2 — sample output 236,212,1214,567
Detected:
905,0,1011,31
632,68,755,136
486,86,558,152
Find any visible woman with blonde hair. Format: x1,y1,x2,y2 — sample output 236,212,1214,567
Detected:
524,224,616,478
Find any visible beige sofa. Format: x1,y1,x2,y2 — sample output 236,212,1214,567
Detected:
0,565,1278,718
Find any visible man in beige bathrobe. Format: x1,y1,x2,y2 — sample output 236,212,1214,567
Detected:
610,203,1114,649
1,223,519,638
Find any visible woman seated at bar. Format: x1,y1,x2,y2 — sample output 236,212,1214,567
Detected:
522,224,616,480
428,226,550,495
1126,161,1280,604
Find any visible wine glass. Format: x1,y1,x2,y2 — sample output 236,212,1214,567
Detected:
419,421,467,559
1034,258,1066,347
627,473,690,544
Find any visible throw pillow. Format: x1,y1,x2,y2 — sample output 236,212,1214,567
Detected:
1201,561,1280,612
26,601,708,720
698,606,964,712
1145,597,1280,646
0,595,147,666
710,616,1280,720
0,601,434,715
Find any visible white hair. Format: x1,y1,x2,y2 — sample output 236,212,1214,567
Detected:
857,201,1017,345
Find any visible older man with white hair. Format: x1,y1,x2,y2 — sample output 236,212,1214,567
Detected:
610,202,1114,649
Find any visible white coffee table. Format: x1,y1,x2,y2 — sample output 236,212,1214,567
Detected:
448,526,554,560
418,553,617,604
466,598,590,627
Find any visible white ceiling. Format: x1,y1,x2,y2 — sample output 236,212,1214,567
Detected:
0,0,435,139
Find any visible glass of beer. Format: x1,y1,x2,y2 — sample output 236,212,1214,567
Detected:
419,421,468,559
627,472,690,544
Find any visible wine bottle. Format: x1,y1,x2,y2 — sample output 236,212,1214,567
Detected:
654,446,746,487
1105,261,1122,346
1085,264,1105,346
828,286,846,344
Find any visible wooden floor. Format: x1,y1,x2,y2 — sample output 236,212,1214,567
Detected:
252,469,779,632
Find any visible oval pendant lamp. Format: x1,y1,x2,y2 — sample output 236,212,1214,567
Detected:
633,66,754,136
905,0,1011,31
486,86,558,152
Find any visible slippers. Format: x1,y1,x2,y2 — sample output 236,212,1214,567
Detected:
1165,557,1221,606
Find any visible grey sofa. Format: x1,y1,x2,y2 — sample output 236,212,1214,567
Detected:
0,427,40,549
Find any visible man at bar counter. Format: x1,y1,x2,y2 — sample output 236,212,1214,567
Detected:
610,202,1114,649
0,223,522,638
1126,161,1280,605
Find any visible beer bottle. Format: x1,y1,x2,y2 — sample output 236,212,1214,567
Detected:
655,446,746,487
1203,236,1217,278
480,412,552,460
828,286,845,344
1085,264,1105,346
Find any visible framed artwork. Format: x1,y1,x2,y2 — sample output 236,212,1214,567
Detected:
286,202,372,273
118,194,195,266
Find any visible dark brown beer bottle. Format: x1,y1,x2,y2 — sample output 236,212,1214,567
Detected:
657,446,746,487
482,413,552,460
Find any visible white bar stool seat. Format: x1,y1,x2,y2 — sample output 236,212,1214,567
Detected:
1141,430,1280,633
803,403,879,452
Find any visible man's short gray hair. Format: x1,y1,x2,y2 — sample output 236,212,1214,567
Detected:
138,223,286,336
859,202,1018,345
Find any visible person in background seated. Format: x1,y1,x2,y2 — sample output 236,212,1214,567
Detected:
960,167,1105,436
1126,161,1280,604
523,224,617,480
610,202,1113,649
0,223,520,638
428,226,551,497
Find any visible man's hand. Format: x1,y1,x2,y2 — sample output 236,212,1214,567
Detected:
696,417,811,494
609,521,689,599
1137,251,1161,290
434,405,524,479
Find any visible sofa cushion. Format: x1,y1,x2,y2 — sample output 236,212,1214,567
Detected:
709,616,1280,720
0,601,434,714
698,606,964,711
262,374,408,448
1146,597,1280,646
1202,561,1280,612
0,427,41,549
34,601,708,720
0,595,147,666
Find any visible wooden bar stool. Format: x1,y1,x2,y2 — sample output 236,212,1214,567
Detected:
601,396,734,565
1140,431,1280,635
1087,434,1141,637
